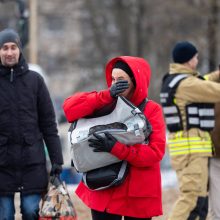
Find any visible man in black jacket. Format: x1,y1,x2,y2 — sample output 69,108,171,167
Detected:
0,28,63,219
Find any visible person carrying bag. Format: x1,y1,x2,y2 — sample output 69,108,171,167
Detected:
63,56,166,220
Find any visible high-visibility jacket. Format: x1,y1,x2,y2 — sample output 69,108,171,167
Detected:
161,63,220,157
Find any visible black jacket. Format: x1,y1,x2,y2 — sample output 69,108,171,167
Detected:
0,55,63,195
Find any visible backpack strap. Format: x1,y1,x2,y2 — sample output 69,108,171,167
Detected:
137,99,152,141
138,99,148,112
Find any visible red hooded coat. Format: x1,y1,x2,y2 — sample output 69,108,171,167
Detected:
63,56,166,218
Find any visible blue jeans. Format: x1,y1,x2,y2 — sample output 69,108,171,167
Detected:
0,193,41,220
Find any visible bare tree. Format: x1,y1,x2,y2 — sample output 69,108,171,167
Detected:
207,0,218,70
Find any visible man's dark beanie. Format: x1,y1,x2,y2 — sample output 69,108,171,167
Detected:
172,41,198,64
0,28,22,49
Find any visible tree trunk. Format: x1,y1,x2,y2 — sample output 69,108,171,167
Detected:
207,0,218,70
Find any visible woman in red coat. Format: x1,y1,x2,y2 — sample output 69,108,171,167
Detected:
63,56,166,220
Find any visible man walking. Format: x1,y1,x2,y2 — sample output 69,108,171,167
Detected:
0,28,63,220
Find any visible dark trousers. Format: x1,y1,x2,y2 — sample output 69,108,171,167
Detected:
91,209,152,220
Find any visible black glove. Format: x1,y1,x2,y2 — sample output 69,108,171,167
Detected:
50,163,62,177
110,80,129,98
88,132,117,152
50,175,62,187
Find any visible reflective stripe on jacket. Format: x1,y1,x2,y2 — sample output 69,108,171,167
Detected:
168,131,212,156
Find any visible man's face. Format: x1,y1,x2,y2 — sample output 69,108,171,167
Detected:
188,53,198,70
0,42,20,67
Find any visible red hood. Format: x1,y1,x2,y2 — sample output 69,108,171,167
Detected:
105,56,151,106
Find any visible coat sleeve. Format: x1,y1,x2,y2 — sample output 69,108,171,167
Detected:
176,76,220,103
111,101,166,167
63,89,114,122
37,76,63,165
204,70,220,82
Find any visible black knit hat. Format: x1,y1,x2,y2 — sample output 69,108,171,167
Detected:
113,61,133,78
0,28,22,49
172,41,198,64
113,60,136,86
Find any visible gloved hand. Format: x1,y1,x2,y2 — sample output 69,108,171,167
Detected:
88,132,117,152
50,163,63,177
110,80,129,98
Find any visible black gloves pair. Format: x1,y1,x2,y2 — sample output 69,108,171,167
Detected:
110,80,129,98
88,132,117,153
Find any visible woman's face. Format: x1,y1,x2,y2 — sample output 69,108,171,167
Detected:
111,68,135,99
